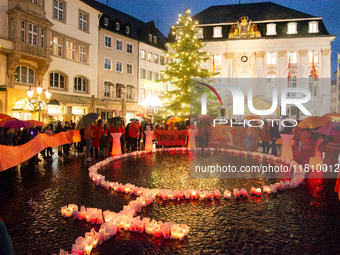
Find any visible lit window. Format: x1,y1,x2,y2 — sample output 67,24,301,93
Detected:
154,54,159,64
21,21,25,42
52,36,62,57
309,21,319,33
14,66,34,84
267,53,276,64
147,52,152,62
287,22,297,34
288,52,297,64
66,41,75,60
105,36,111,47
79,12,87,31
127,64,132,74
127,43,132,53
140,69,146,79
50,73,65,89
213,55,222,66
309,51,318,63
28,24,37,46
79,46,86,63
104,18,108,26
126,26,130,34
266,23,276,35
153,35,157,44
41,28,44,47
116,22,120,30
116,61,122,72
54,0,64,21
116,40,122,51
74,77,87,92
197,28,203,38
104,82,112,97
147,70,152,80
141,50,146,60
309,75,318,96
213,27,222,38
104,58,111,70
149,34,152,42
154,72,159,81
160,56,164,65
266,76,275,97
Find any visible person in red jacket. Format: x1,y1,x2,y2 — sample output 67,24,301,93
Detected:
129,121,139,151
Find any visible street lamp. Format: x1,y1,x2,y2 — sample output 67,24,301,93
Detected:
27,85,52,121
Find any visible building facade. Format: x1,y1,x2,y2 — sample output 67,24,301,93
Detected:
168,2,335,118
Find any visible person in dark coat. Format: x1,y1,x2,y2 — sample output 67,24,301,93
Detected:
0,219,14,255
125,123,131,152
270,121,279,156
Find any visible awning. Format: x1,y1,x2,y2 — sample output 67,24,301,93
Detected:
49,93,106,107
230,97,279,115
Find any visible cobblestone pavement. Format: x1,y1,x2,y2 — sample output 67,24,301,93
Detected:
1,148,340,255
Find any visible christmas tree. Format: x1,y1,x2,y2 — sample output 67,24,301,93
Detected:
159,9,219,118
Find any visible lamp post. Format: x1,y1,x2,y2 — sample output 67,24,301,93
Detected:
27,85,51,121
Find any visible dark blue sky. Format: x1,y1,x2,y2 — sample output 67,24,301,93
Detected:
99,0,340,78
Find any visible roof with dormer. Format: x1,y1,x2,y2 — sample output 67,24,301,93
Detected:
81,0,166,49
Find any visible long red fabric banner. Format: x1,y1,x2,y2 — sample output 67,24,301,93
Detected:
0,130,81,172
154,130,188,146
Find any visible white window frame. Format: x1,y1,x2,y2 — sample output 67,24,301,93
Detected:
287,75,297,98
116,40,122,51
141,50,146,60
214,55,222,66
54,0,64,22
213,27,222,38
153,35,157,44
41,28,44,47
28,24,37,46
50,72,65,89
52,36,62,57
127,43,132,54
21,21,25,42
308,21,319,33
104,82,111,98
79,11,87,32
288,52,297,64
126,26,130,34
140,69,146,79
147,52,152,62
74,77,87,92
266,23,277,35
287,22,297,34
154,54,159,64
104,58,112,70
105,36,112,48
309,75,318,96
104,17,108,26
309,51,318,63
147,70,152,81
154,72,159,81
116,22,120,30
140,88,145,100
160,56,165,65
116,61,122,72
127,64,132,74
197,28,203,38
66,41,76,60
149,34,152,42
14,66,35,84
267,53,276,64
266,76,276,97
79,45,86,63
126,86,132,99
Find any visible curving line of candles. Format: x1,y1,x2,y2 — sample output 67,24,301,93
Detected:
58,147,305,255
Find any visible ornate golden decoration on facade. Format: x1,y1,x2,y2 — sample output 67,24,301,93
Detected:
224,52,234,59
256,51,265,58
321,49,330,56
228,16,261,39
299,49,308,57
278,50,286,57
